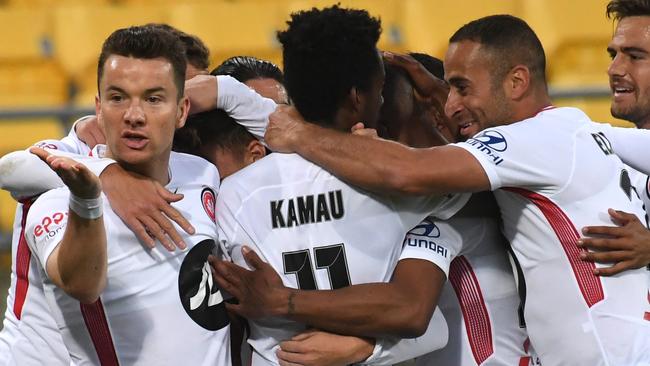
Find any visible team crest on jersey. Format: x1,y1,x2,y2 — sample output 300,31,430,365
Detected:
201,188,216,223
178,239,230,331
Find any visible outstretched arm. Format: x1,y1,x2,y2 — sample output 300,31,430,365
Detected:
211,248,446,338
30,148,107,304
265,106,489,196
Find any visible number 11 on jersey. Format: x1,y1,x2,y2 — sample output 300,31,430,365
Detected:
282,243,351,290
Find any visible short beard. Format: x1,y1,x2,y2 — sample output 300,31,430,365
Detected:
611,105,650,128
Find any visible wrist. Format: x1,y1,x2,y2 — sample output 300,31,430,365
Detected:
351,337,376,364
69,193,102,219
272,287,295,317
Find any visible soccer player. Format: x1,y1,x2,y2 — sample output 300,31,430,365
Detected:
265,14,650,365
23,25,230,365
211,6,468,365
212,56,289,105
577,0,650,276
219,53,537,366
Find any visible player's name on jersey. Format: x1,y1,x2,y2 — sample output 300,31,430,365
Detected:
271,190,344,228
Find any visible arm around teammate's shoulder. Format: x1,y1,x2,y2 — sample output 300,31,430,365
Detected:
266,106,490,196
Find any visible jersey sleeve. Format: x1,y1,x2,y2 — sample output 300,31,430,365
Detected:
399,217,462,277
453,127,562,191
595,122,650,176
391,192,470,235
216,75,276,144
0,148,115,201
24,188,70,275
361,307,448,365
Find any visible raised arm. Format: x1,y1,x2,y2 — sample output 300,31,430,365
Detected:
265,106,488,196
185,74,276,142
29,148,107,304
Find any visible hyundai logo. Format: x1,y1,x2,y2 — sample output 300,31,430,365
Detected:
473,130,508,152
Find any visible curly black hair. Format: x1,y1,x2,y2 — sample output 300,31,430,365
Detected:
211,56,284,84
277,5,382,124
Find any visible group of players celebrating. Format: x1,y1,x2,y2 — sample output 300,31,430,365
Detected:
1,0,650,365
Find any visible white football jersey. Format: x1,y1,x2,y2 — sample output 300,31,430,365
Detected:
0,133,89,366
216,153,470,366
24,151,231,366
455,107,650,366
401,194,536,366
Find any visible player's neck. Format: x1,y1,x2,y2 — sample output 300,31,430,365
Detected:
105,149,171,186
635,118,650,130
512,92,553,123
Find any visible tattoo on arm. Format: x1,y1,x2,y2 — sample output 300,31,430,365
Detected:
288,291,296,315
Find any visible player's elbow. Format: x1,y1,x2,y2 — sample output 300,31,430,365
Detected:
392,302,435,338
61,276,106,304
400,310,433,338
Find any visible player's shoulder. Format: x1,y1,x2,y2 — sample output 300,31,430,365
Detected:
222,153,330,189
169,151,220,185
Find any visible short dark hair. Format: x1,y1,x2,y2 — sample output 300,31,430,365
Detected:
449,14,546,85
409,52,444,80
97,25,187,99
146,23,210,71
173,109,255,159
277,5,382,124
211,56,284,84
607,0,650,20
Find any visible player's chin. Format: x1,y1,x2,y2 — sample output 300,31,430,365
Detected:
115,150,154,166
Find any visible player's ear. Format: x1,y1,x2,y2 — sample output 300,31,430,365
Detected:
176,96,190,129
348,86,363,114
245,139,266,164
95,95,104,131
508,65,530,100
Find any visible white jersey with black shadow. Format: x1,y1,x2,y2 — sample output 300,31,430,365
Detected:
216,153,470,366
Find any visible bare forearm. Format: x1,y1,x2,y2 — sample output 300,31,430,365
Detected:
292,123,485,195
278,283,430,338
55,212,107,303
294,124,431,195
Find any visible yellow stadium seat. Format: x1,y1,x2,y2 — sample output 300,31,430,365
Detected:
0,119,65,157
0,8,52,61
520,0,613,88
553,97,633,128
6,0,107,7
168,2,287,68
52,4,168,80
0,61,68,107
287,0,406,52
0,190,16,234
401,0,518,58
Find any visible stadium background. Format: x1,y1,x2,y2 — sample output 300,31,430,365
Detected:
0,0,628,327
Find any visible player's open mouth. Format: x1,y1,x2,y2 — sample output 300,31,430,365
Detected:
459,121,475,137
611,81,634,99
121,131,149,150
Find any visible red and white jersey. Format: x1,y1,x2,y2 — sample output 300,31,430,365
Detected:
400,194,537,366
0,135,89,366
216,153,470,365
24,151,231,366
455,107,650,366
